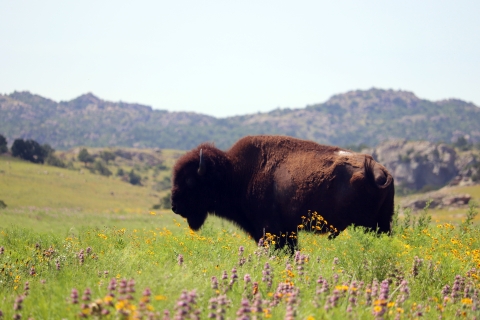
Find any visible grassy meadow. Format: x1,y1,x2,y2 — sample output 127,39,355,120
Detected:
1,152,480,319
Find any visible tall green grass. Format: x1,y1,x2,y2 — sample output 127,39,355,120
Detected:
1,205,479,319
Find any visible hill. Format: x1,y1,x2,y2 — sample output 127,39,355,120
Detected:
1,89,479,150
0,146,183,209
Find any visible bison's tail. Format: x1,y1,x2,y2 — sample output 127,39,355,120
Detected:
364,157,393,189
365,157,395,233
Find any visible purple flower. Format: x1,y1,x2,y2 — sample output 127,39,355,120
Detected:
70,288,79,304
211,276,219,290
13,295,25,311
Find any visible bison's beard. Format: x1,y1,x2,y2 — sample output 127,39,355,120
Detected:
187,211,208,231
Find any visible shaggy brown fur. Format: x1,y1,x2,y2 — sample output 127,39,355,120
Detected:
171,135,394,251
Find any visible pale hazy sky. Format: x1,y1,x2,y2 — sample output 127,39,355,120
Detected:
1,1,479,117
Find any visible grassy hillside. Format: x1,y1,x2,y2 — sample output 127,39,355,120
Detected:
0,149,184,233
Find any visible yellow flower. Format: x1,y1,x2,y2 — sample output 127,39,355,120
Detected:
461,298,473,305
335,285,349,292
373,305,383,313
155,295,167,301
149,211,156,215
115,300,126,310
104,295,114,305
298,225,304,229
373,299,387,306
264,308,272,318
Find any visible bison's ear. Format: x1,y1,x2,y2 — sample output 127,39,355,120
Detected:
198,149,206,176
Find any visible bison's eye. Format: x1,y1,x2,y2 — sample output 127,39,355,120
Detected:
186,178,196,188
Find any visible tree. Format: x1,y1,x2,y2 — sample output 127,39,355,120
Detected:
128,169,142,185
99,151,116,164
0,134,7,154
78,148,94,167
161,192,171,209
94,160,112,176
454,136,471,151
11,139,46,163
41,143,66,168
116,168,125,176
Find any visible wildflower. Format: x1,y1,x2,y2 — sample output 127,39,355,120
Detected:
78,249,85,265
82,288,91,302
177,254,184,266
23,281,30,296
325,289,341,311
379,279,389,301
252,282,259,295
174,290,199,319
451,275,464,302
207,297,218,318
222,270,228,280
71,288,79,304
411,256,423,278
332,273,339,284
0,246,4,254
119,279,128,295
29,266,36,276
211,276,219,290
13,295,25,311
55,259,61,271
262,262,273,289
236,298,251,319
127,279,136,293
396,280,410,305
108,278,117,297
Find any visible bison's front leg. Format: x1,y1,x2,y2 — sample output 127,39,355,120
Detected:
257,228,298,255
276,231,298,255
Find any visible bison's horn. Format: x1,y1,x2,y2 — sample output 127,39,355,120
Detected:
198,149,206,176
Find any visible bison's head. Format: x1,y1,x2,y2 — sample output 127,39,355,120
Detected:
170,145,228,231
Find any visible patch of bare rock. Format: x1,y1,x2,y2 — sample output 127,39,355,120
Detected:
400,188,472,211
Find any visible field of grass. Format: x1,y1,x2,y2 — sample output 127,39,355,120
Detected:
1,153,480,319
1,209,480,319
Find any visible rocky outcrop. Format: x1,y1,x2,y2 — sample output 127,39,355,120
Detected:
450,151,480,186
400,189,471,211
365,140,458,191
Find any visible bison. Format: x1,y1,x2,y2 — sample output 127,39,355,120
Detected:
171,135,394,251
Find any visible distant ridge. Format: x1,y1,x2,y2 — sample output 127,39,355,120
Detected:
1,88,479,150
